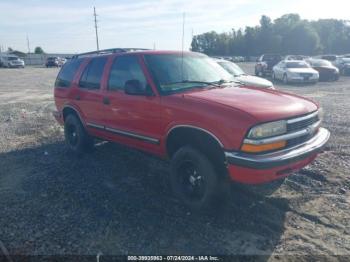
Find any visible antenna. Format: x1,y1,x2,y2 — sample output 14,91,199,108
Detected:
181,12,186,81
93,6,100,51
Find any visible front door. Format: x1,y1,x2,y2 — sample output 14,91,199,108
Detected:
101,55,162,154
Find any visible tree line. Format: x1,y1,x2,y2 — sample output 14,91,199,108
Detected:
191,14,350,57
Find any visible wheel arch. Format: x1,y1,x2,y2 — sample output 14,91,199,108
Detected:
62,105,85,126
166,125,227,175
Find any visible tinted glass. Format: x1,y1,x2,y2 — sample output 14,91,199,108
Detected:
286,61,310,68
145,54,234,95
79,57,107,89
108,56,147,91
55,58,83,88
262,54,282,61
218,61,245,76
310,60,332,67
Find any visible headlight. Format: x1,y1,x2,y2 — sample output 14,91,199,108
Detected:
247,120,287,139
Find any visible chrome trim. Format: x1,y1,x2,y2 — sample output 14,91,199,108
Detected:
166,125,224,148
86,121,159,144
225,127,330,169
105,127,159,144
244,121,321,145
86,122,104,130
287,110,318,124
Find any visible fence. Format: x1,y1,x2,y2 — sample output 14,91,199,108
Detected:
23,53,74,65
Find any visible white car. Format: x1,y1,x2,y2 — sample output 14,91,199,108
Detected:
215,59,274,89
0,55,25,68
272,60,319,84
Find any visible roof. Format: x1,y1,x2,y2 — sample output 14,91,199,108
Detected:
71,48,200,59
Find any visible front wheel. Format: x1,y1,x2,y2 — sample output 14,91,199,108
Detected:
64,114,93,153
170,146,227,211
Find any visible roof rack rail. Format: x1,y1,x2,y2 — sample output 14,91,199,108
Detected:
72,48,150,59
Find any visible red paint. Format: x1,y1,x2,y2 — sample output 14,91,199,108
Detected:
54,50,322,184
228,154,317,184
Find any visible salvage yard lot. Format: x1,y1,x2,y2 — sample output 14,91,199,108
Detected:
0,65,349,258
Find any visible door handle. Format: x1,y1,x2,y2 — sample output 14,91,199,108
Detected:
103,97,110,105
75,95,81,101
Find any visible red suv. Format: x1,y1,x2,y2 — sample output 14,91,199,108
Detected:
53,48,330,210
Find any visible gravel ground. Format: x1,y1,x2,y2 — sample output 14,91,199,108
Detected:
0,65,349,260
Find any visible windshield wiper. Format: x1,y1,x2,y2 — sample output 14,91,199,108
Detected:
164,80,221,87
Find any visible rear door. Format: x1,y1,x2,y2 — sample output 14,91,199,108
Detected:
74,56,108,132
101,54,162,154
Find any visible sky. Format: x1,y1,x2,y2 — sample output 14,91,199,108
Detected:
0,0,349,54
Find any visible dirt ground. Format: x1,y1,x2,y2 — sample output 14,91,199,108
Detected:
0,65,349,260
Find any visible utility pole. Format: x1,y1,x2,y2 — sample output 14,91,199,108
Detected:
93,6,100,51
26,35,31,54
27,35,31,65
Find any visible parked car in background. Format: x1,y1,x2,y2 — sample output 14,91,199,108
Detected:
334,56,350,75
45,56,65,67
0,55,25,68
273,60,319,84
255,54,282,77
215,59,274,89
285,55,310,61
53,48,329,211
306,59,339,81
320,55,338,63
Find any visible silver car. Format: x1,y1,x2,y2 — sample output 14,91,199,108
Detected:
0,55,25,68
273,60,319,84
215,59,274,89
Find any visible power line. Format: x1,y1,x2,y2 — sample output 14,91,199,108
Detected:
93,6,100,51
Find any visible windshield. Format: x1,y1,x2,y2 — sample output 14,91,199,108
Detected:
286,61,310,68
218,61,245,76
310,60,332,67
8,57,19,61
341,58,350,63
263,54,281,61
145,54,235,94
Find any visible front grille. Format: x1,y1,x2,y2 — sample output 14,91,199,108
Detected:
287,134,313,147
287,114,319,132
299,73,313,77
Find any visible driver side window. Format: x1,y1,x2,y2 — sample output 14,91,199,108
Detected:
108,55,147,91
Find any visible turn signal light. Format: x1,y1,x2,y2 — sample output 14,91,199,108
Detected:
241,141,286,153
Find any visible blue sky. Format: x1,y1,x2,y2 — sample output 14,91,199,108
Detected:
0,0,348,53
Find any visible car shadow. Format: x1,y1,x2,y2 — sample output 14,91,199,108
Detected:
0,141,289,258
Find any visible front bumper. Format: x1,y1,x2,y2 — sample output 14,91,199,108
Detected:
288,76,318,83
225,127,330,184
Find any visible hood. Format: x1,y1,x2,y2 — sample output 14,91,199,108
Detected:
183,86,317,122
236,75,274,89
287,68,318,74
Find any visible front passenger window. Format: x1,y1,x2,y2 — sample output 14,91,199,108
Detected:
108,56,147,91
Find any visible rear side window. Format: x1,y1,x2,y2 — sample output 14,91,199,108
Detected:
79,57,107,89
108,55,147,91
55,59,83,88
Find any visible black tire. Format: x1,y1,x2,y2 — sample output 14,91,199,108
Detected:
64,114,93,153
170,146,228,211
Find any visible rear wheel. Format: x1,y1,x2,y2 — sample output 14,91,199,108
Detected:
170,146,227,211
64,114,93,153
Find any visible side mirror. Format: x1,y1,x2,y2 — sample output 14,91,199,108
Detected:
124,80,153,96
